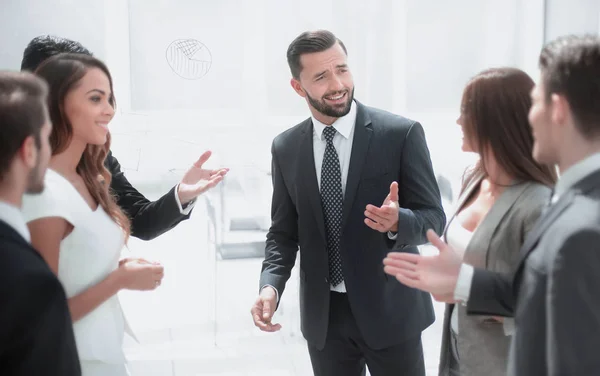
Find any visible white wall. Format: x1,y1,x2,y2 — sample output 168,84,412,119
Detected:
97,0,545,194
0,0,106,70
8,0,591,191
544,0,600,42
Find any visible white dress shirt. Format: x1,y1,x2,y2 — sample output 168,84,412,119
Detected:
174,184,196,215
264,101,359,301
454,152,600,303
312,100,357,292
0,200,30,242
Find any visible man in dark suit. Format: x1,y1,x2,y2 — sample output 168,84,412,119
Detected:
250,30,446,376
384,34,600,375
0,71,80,374
20,35,228,240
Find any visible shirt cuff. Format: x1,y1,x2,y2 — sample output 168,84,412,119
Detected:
454,263,474,305
387,231,398,240
174,184,196,215
261,284,279,304
503,317,515,336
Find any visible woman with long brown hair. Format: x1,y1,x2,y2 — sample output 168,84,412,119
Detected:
21,53,164,375
435,67,557,376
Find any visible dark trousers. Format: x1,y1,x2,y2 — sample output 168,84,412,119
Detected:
307,291,425,376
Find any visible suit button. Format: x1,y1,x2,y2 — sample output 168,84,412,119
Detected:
324,277,329,284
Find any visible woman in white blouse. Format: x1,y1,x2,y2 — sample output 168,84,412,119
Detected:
22,53,164,376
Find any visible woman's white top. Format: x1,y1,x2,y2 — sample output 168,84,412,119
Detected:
445,217,474,334
22,169,133,364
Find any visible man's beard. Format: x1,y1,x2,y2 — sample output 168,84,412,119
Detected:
306,87,354,118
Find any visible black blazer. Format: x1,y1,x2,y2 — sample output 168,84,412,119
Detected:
0,220,81,375
467,169,600,375
259,101,446,350
105,152,191,240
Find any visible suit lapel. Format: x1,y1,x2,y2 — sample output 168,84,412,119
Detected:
464,181,531,266
512,190,573,285
517,169,600,263
298,120,326,241
521,170,600,260
341,103,373,228
518,191,579,271
512,169,600,291
442,172,484,240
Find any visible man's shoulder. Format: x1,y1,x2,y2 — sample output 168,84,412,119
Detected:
561,195,600,229
272,118,312,150
0,237,58,289
361,103,419,131
544,194,600,252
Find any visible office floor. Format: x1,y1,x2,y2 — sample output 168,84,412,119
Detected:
118,201,445,376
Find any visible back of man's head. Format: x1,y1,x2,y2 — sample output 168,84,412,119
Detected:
21,35,92,72
0,71,48,182
539,34,600,138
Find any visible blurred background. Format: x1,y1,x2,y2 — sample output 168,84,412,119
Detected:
1,0,599,374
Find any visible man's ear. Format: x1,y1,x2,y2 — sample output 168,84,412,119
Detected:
290,78,306,98
550,93,569,128
19,135,38,169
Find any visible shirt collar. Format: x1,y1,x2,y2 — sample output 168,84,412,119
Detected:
0,200,30,242
312,100,357,140
555,152,600,197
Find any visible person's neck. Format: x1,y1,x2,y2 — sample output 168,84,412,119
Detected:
0,182,25,208
557,138,600,174
311,108,339,126
49,140,87,179
481,157,514,196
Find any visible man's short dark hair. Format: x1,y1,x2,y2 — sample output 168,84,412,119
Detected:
286,30,347,79
539,34,600,138
20,35,92,72
0,71,48,181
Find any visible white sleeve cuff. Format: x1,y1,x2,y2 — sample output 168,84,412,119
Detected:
503,317,516,336
454,263,474,305
261,284,279,304
174,184,196,215
387,231,398,240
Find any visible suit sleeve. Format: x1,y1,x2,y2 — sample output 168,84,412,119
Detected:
0,272,80,374
259,142,299,303
106,151,191,241
547,229,600,375
391,122,446,247
466,268,515,317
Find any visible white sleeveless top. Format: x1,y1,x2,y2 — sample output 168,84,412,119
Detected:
445,218,474,334
21,169,133,364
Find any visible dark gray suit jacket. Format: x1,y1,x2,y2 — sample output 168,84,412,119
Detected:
438,174,550,376
259,101,446,350
105,152,191,241
467,169,600,375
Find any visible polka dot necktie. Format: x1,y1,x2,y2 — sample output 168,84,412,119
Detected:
320,126,344,286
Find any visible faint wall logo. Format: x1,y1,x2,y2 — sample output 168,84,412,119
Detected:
165,39,212,80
